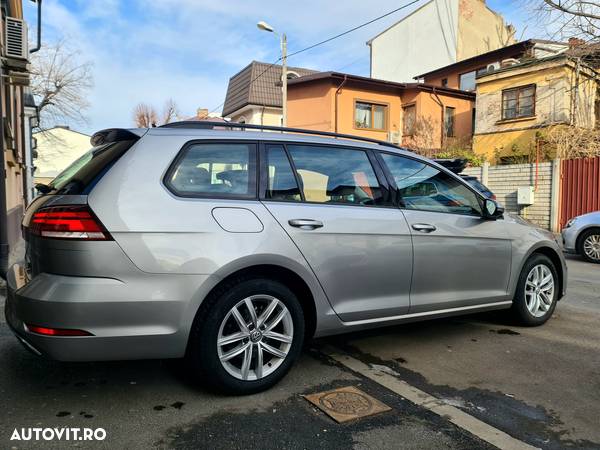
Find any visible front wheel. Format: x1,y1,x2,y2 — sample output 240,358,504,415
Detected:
187,278,305,394
511,254,558,326
577,229,600,264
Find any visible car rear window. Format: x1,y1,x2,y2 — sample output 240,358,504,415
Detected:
47,139,138,195
165,142,257,199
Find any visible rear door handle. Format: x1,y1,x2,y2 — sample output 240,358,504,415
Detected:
288,219,324,230
412,223,437,233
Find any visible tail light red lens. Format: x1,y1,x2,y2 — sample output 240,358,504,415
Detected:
26,324,93,336
29,205,112,241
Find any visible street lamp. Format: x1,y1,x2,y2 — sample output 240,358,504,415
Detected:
257,21,288,127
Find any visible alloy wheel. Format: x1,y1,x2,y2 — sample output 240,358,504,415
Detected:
583,234,600,261
217,295,294,381
524,264,555,318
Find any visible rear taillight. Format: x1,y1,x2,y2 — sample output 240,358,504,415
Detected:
29,205,112,241
26,324,93,336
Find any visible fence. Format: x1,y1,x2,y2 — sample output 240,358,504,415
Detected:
559,157,600,229
463,161,559,231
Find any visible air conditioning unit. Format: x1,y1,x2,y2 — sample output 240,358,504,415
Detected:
501,58,520,68
388,130,401,144
486,62,501,73
4,18,28,60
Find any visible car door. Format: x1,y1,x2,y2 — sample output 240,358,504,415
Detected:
260,143,413,322
378,152,512,314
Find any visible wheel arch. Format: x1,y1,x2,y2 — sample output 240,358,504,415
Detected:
575,226,600,255
528,246,565,300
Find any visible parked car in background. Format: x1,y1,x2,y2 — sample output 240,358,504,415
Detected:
434,159,496,199
562,211,600,263
6,123,566,394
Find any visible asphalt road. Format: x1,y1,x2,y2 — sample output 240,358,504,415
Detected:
0,255,598,449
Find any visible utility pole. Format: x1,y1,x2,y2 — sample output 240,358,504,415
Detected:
281,33,288,127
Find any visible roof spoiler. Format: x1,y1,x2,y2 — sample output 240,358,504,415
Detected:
90,128,147,147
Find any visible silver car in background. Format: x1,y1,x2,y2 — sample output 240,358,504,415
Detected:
562,211,600,263
5,123,567,394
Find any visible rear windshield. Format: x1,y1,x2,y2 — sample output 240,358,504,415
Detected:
47,139,137,195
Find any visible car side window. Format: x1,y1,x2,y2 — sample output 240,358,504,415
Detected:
265,145,302,202
166,142,257,198
287,144,383,206
381,153,482,216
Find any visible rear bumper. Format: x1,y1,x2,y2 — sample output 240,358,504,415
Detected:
5,263,212,361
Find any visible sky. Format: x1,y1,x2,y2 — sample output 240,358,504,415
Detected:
24,0,540,134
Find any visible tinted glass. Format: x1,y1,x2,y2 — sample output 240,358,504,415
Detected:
287,145,383,206
266,145,301,202
459,71,476,91
167,142,256,198
381,153,482,215
48,139,137,195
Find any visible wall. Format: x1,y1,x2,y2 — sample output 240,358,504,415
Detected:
369,0,459,82
463,162,553,229
287,80,334,131
34,128,90,180
229,106,283,126
456,0,515,61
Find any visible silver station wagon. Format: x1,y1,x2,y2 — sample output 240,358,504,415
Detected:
5,122,566,394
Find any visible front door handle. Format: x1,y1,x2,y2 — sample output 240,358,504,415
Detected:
412,223,437,233
288,219,324,230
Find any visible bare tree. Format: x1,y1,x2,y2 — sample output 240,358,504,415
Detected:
133,99,179,127
30,39,93,130
528,0,600,45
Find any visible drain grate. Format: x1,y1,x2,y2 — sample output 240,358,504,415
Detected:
303,386,391,423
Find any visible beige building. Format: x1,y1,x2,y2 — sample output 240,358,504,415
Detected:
473,55,599,162
368,0,516,83
1,0,39,274
222,61,316,125
33,127,90,185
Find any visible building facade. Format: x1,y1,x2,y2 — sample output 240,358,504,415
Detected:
287,72,475,154
473,56,599,162
368,0,515,83
33,126,90,185
1,0,37,275
222,61,316,125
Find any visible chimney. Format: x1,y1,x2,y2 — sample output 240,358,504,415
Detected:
197,108,209,119
569,38,585,48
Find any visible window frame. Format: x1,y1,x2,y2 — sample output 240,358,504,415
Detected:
402,103,417,136
444,106,456,138
501,84,536,121
163,140,259,200
374,149,486,217
259,141,394,208
353,99,389,132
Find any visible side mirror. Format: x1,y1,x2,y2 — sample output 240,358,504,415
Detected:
482,198,504,220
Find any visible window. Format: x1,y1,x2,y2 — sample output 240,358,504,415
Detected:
166,142,256,198
502,85,535,120
444,107,455,137
459,67,487,91
403,104,416,136
287,145,383,206
354,101,387,131
381,153,482,215
441,78,448,88
265,145,301,202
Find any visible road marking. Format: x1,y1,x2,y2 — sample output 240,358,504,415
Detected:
323,347,539,450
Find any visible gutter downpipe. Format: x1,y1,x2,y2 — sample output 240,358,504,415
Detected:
29,0,43,54
334,75,348,133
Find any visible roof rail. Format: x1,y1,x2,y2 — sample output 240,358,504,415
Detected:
159,120,404,151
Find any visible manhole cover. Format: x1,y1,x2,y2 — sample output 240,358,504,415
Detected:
303,386,391,423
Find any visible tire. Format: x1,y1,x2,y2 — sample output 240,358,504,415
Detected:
577,229,600,264
186,277,305,395
511,254,559,326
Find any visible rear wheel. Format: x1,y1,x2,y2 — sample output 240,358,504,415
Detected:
511,254,558,326
577,229,600,264
187,278,305,394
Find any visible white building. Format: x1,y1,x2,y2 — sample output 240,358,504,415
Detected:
367,0,516,83
33,126,90,185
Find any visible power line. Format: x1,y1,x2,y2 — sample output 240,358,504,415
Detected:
211,0,422,114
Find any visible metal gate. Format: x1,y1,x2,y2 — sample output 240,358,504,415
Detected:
560,157,600,229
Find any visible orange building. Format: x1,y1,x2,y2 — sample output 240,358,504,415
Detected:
287,72,475,153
